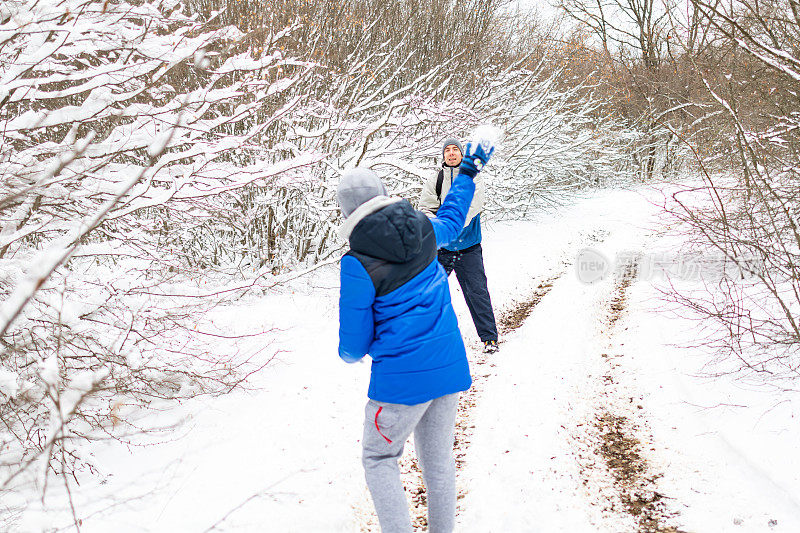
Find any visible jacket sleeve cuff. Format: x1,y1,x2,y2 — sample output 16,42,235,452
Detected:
339,348,365,363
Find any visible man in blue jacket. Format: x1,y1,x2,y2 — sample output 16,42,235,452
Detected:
419,138,499,354
337,140,494,533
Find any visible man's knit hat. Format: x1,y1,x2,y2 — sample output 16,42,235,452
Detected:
442,137,464,159
337,168,388,218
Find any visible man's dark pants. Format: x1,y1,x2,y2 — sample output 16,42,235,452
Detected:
437,243,498,342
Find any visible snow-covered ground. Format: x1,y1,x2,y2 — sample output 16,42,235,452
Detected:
25,184,800,532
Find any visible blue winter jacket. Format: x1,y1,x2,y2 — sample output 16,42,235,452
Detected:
338,172,476,405
443,213,481,251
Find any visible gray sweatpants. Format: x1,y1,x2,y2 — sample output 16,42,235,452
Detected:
361,393,459,533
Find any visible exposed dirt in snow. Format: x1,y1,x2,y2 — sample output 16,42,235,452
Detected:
583,258,686,533
608,257,638,329
594,412,678,533
497,275,563,333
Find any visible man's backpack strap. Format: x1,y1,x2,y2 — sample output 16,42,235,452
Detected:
435,169,444,203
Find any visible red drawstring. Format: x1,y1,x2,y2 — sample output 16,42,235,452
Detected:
375,406,393,444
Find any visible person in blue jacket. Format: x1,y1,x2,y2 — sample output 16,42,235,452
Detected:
419,138,499,354
337,140,494,533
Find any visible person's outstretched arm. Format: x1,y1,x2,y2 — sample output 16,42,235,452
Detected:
430,141,494,247
338,255,375,363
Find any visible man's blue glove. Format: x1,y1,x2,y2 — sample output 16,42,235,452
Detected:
458,141,495,178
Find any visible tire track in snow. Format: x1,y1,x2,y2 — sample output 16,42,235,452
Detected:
574,256,686,533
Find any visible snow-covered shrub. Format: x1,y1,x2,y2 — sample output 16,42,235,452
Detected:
663,0,800,378
0,0,297,521
190,40,481,271
466,64,644,218
219,60,650,262
141,1,659,272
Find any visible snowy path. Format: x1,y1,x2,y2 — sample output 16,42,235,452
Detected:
454,186,800,532
455,194,665,532
31,185,800,532
455,238,667,531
